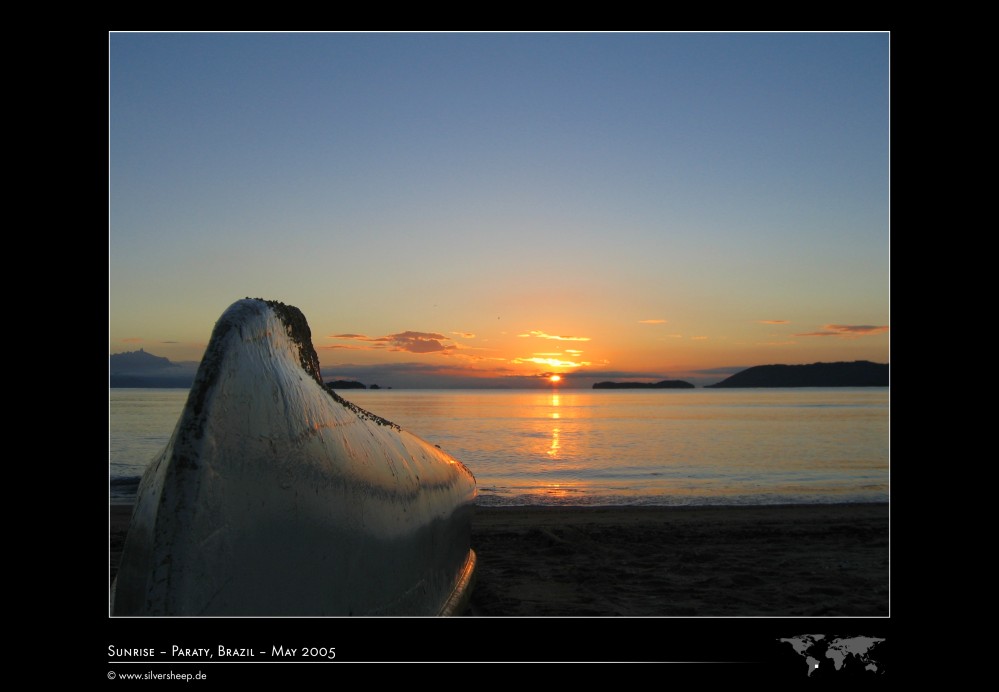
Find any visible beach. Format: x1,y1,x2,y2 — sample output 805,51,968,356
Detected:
109,502,887,617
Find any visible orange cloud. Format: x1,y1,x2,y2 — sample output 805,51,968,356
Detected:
384,331,453,354
825,324,889,334
638,319,668,324
328,331,458,355
757,320,789,325
517,330,590,342
320,344,386,351
795,324,889,338
451,331,476,339
513,356,591,368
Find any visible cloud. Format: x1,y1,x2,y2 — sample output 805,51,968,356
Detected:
638,319,667,324
825,324,889,334
451,331,476,339
121,337,143,343
159,340,179,344
327,331,459,354
794,324,889,338
564,349,584,355
517,330,590,342
324,362,706,389
757,320,789,325
384,331,453,354
560,369,673,379
691,336,709,340
320,360,595,389
329,334,392,343
512,356,591,368
320,344,386,351
320,361,497,389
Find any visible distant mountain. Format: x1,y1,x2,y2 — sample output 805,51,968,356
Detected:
109,348,172,371
109,349,198,388
593,380,695,389
705,361,888,388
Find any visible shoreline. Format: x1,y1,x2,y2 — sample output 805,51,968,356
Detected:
110,502,888,616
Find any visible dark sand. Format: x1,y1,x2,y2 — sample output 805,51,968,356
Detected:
109,503,888,617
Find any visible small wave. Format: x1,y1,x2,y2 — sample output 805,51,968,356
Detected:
109,476,141,503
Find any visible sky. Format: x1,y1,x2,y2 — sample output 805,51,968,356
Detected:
109,32,889,388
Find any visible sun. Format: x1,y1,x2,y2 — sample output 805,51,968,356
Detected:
549,374,562,383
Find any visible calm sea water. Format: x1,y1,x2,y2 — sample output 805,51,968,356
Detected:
109,388,888,506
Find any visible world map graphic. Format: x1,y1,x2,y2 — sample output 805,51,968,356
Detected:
778,634,885,676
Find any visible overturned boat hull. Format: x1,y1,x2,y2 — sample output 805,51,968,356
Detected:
112,299,477,615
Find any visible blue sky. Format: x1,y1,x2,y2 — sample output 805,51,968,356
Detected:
109,32,889,387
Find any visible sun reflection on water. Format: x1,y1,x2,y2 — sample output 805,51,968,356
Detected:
547,393,561,457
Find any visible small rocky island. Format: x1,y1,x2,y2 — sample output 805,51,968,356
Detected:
593,380,695,389
706,361,888,388
325,380,368,390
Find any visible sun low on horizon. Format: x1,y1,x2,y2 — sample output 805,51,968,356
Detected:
109,32,889,388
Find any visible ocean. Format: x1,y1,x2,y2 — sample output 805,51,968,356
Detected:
109,387,888,507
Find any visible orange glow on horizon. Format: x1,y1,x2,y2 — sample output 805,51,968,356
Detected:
550,374,561,383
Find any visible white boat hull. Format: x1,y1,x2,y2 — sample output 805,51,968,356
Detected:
112,299,477,615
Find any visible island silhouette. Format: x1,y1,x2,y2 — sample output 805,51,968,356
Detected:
707,361,888,388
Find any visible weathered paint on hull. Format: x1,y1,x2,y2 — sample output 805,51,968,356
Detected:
112,299,477,615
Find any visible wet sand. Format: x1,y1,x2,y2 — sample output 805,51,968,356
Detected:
468,504,888,616
109,502,888,616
